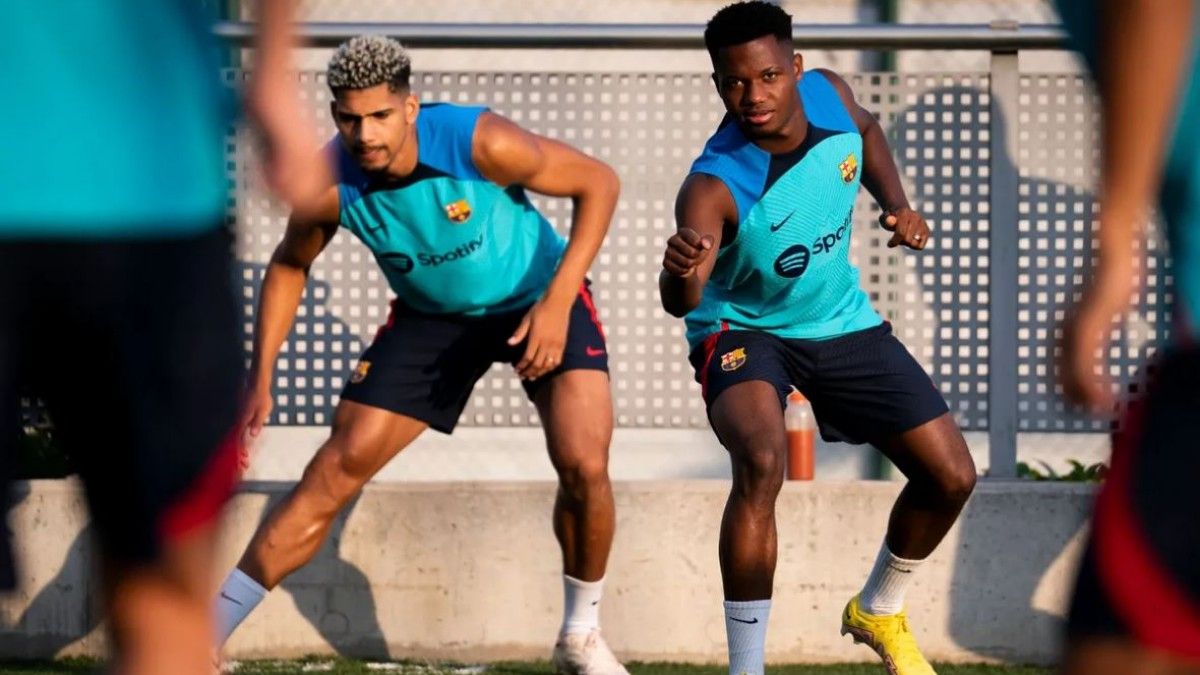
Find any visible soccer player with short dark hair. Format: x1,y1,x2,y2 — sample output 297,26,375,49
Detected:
659,4,976,673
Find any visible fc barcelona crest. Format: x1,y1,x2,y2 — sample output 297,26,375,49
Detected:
720,348,747,372
350,360,371,384
444,199,472,223
839,153,859,183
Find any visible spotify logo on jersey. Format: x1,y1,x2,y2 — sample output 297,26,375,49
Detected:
773,244,811,278
379,252,415,274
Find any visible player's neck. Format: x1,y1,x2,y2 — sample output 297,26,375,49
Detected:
382,128,420,179
751,105,809,155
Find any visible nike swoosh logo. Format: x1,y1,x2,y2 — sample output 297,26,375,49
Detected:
591,600,600,606
586,346,605,357
220,592,243,606
769,211,796,233
729,616,759,624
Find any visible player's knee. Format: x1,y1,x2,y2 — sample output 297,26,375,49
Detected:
936,458,977,506
731,432,785,498
555,451,611,500
300,437,377,510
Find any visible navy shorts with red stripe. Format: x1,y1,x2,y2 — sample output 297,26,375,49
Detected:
688,321,949,445
0,227,243,588
1067,346,1200,659
341,281,609,433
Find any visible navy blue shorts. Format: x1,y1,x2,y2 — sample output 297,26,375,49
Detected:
688,322,948,445
341,282,608,433
1067,347,1200,658
0,227,243,588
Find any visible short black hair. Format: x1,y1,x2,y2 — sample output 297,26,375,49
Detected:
704,1,794,63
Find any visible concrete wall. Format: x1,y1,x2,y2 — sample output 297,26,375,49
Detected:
0,479,1092,664
241,427,1110,482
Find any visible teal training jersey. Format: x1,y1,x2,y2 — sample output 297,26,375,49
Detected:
334,103,566,316
0,1,231,237
1057,0,1200,340
684,71,882,350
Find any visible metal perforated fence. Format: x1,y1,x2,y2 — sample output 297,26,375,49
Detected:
228,67,1169,435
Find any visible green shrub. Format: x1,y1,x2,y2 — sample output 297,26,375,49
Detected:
1017,459,1107,482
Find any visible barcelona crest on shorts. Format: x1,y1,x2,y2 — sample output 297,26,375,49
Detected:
350,360,371,384
444,199,472,223
720,347,747,372
839,153,858,183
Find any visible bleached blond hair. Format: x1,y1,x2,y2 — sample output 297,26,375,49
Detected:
327,35,411,93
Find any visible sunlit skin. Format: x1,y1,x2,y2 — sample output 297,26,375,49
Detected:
712,35,807,153
330,84,419,175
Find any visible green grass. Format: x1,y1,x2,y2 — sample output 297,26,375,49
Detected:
0,660,1054,675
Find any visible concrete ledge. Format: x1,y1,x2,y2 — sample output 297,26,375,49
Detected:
0,479,1092,664
243,427,1110,482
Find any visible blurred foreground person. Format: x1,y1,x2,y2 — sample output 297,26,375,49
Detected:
1056,1,1200,674
0,2,327,673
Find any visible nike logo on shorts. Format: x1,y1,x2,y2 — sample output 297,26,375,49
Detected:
220,592,243,606
586,346,605,357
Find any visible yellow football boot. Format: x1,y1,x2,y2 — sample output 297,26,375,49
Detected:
840,594,936,675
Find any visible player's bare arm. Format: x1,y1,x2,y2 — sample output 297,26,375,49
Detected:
243,185,341,438
818,68,929,251
472,111,620,380
659,174,734,317
1059,0,1193,412
245,0,332,218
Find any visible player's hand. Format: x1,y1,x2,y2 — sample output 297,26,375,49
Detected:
880,207,930,250
663,227,716,278
508,297,572,381
240,383,274,444
1058,261,1134,414
246,81,332,220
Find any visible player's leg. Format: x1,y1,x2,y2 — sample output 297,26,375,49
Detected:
218,396,429,643
835,411,973,674
690,330,794,675
521,283,623,674
535,370,615,601
534,369,624,675
712,381,787,675
711,380,787,603
1062,348,1200,673
231,401,426,588
215,307,490,645
807,323,974,675
214,401,426,645
871,411,976,594
101,521,224,675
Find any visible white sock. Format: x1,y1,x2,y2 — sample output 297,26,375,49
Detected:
561,575,604,635
858,542,924,616
215,568,268,645
724,599,771,675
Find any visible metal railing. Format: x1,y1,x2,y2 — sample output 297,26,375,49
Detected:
219,23,1096,479
214,20,1068,50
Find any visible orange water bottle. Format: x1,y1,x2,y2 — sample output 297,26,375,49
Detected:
785,386,816,480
